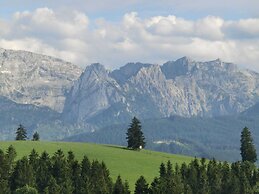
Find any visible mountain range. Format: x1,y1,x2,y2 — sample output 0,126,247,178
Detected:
1,48,259,161
63,56,259,127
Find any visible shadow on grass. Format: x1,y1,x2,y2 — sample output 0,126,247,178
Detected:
104,145,128,150
104,145,143,152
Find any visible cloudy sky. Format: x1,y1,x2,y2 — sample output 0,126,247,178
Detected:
0,0,259,71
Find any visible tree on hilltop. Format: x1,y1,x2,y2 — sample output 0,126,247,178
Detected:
15,125,27,141
126,117,145,150
240,127,257,163
32,132,40,141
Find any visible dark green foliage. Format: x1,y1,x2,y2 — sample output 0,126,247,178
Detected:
134,176,149,194
126,117,146,150
113,175,130,194
240,127,257,163
207,159,221,194
6,145,17,170
1,147,129,194
149,177,162,194
89,160,113,194
11,156,36,191
0,149,11,194
15,124,27,141
14,185,38,194
146,158,259,194
32,132,40,141
36,152,52,193
0,179,11,194
43,176,60,194
29,149,39,170
159,162,166,178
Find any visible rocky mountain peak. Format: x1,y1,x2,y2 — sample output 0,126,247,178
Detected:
161,56,196,79
63,57,259,125
0,48,82,112
110,62,152,84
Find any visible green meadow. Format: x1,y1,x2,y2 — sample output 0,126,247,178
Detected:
0,141,193,190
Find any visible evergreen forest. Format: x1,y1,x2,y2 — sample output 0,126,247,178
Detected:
0,145,258,194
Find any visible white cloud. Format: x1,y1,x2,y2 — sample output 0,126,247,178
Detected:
0,8,259,71
223,19,259,39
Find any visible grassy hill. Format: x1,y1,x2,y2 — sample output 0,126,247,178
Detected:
0,141,193,190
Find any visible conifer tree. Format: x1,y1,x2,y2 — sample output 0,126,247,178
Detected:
10,157,35,191
240,127,257,163
207,159,221,194
134,176,149,194
43,176,60,194
113,175,130,194
5,145,17,179
0,149,11,194
159,163,166,178
70,160,82,194
126,117,145,150
32,132,40,141
172,163,184,194
149,177,162,194
37,152,52,193
124,181,131,194
15,124,27,141
52,149,71,187
79,156,91,194
29,149,39,171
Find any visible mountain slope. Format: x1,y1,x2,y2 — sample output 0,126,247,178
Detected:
0,96,60,140
65,112,259,162
0,48,82,112
63,57,259,127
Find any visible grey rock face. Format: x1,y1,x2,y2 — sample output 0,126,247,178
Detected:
64,57,259,124
63,63,124,123
0,48,82,112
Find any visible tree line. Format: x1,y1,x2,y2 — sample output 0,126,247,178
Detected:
135,158,259,194
0,146,258,194
0,147,130,194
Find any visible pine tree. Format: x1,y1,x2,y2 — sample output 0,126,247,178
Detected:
149,177,163,194
29,149,39,171
51,149,71,186
37,152,52,193
174,164,185,194
6,145,17,179
89,160,113,194
126,117,145,150
0,149,11,194
207,159,221,194
124,181,131,194
79,156,91,194
15,124,27,141
32,132,40,141
240,127,257,163
10,157,36,191
43,176,60,194
113,175,130,194
159,163,166,178
134,176,149,194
